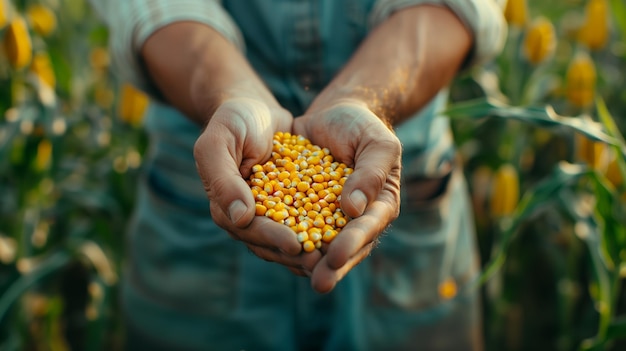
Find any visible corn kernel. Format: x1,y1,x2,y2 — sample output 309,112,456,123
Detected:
303,240,315,253
248,132,353,251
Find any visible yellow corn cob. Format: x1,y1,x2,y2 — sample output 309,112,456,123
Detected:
578,0,609,51
0,0,8,30
566,52,596,108
523,17,556,65
27,4,57,37
34,139,52,171
30,52,55,88
90,47,110,71
575,133,606,170
504,0,528,28
4,17,32,70
248,132,353,251
605,155,623,189
489,164,519,217
118,83,149,126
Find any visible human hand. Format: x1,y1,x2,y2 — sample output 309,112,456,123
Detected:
293,99,402,293
194,98,322,276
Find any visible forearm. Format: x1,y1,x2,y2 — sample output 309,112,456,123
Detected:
141,22,278,124
308,5,472,125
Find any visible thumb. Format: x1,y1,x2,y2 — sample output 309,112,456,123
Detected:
340,138,402,219
193,125,256,228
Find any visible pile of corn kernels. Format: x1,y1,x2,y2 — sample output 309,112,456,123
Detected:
247,132,353,252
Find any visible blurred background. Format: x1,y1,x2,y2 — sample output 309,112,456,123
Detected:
0,0,625,350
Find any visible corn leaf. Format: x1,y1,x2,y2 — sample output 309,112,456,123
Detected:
0,250,71,323
444,98,624,156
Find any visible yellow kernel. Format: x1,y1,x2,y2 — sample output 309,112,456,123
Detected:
285,161,297,172
265,208,276,218
296,221,311,232
324,193,337,203
250,178,264,187
318,189,330,199
311,183,325,193
331,184,343,195
303,240,315,252
310,231,322,242
284,216,296,227
278,171,290,181
255,204,268,216
272,209,289,222
288,207,300,217
336,217,347,228
252,164,264,173
273,190,285,199
311,203,322,212
313,216,325,228
297,232,309,243
308,193,320,203
325,216,335,226
320,209,333,217
322,230,337,243
264,200,277,209
312,174,325,183
307,210,319,219
303,202,313,212
315,241,322,249
297,182,310,192
273,182,283,193
283,195,294,205
290,150,300,160
274,202,286,211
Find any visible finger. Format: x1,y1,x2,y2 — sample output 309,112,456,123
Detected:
325,198,393,270
340,135,401,218
212,204,303,255
194,122,258,228
310,241,375,294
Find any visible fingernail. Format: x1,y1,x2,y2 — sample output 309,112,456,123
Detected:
228,200,247,224
350,190,367,215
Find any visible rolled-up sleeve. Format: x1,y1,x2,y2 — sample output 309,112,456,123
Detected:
88,0,244,96
369,0,507,69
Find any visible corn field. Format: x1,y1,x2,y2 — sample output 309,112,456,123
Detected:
1,0,626,350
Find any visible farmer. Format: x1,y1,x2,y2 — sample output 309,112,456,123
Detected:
90,1,506,350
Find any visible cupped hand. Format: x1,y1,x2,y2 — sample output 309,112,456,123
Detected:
194,98,322,276
293,99,402,293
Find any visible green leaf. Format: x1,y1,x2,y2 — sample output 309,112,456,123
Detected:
607,316,626,340
610,0,626,47
444,98,624,156
0,251,71,323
